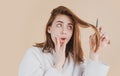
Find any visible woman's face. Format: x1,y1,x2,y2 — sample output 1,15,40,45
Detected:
48,14,73,45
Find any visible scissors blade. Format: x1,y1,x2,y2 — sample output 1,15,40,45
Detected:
96,18,98,27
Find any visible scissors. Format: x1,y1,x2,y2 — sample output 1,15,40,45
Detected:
96,18,98,27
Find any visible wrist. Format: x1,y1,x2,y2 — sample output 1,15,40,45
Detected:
53,63,62,71
90,52,99,62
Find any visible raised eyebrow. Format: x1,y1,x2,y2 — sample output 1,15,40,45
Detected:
56,21,73,25
56,21,64,23
68,23,73,26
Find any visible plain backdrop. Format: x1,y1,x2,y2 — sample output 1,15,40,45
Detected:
0,0,120,76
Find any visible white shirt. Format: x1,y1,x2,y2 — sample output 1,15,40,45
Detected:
18,47,109,76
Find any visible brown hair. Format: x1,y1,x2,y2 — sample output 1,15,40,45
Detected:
34,6,100,64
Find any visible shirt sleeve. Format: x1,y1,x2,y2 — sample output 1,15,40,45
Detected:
18,47,62,76
82,59,110,76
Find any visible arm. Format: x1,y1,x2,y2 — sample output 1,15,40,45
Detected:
18,47,62,76
82,26,110,76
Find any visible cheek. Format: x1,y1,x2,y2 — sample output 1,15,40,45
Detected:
68,31,73,38
66,31,73,43
50,29,61,43
51,29,61,37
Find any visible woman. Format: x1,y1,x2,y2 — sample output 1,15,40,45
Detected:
18,6,110,76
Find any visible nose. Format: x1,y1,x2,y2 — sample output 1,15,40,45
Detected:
61,27,67,34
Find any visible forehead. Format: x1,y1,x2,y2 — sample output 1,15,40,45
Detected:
53,14,73,24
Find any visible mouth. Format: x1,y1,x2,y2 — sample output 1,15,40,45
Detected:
60,38,66,43
60,38,66,40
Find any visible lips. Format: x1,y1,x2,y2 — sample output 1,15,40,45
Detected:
60,38,66,43
61,38,66,40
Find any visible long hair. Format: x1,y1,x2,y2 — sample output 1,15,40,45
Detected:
34,6,100,64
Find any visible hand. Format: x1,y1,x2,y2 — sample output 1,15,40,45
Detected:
89,26,110,61
53,37,67,70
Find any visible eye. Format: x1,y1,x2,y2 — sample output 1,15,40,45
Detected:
67,25,73,30
56,24,62,28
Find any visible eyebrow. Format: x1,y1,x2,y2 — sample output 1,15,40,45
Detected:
56,21,64,23
56,21,73,25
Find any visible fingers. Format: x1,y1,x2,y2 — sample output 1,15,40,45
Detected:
98,26,102,33
101,34,105,41
56,37,60,48
61,39,67,52
100,33,110,45
55,37,60,52
55,37,67,53
108,40,110,44
98,27,111,47
89,26,110,52
89,34,96,51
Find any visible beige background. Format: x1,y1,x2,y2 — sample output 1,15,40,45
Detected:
0,0,120,76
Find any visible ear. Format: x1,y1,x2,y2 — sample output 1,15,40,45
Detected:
47,26,51,34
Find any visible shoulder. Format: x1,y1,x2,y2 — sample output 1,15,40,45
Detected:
19,47,46,75
21,47,47,64
26,46,44,53
24,47,45,58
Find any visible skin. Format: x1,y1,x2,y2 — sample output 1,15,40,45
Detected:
48,14,73,70
48,14,110,70
89,27,110,61
48,14,73,46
